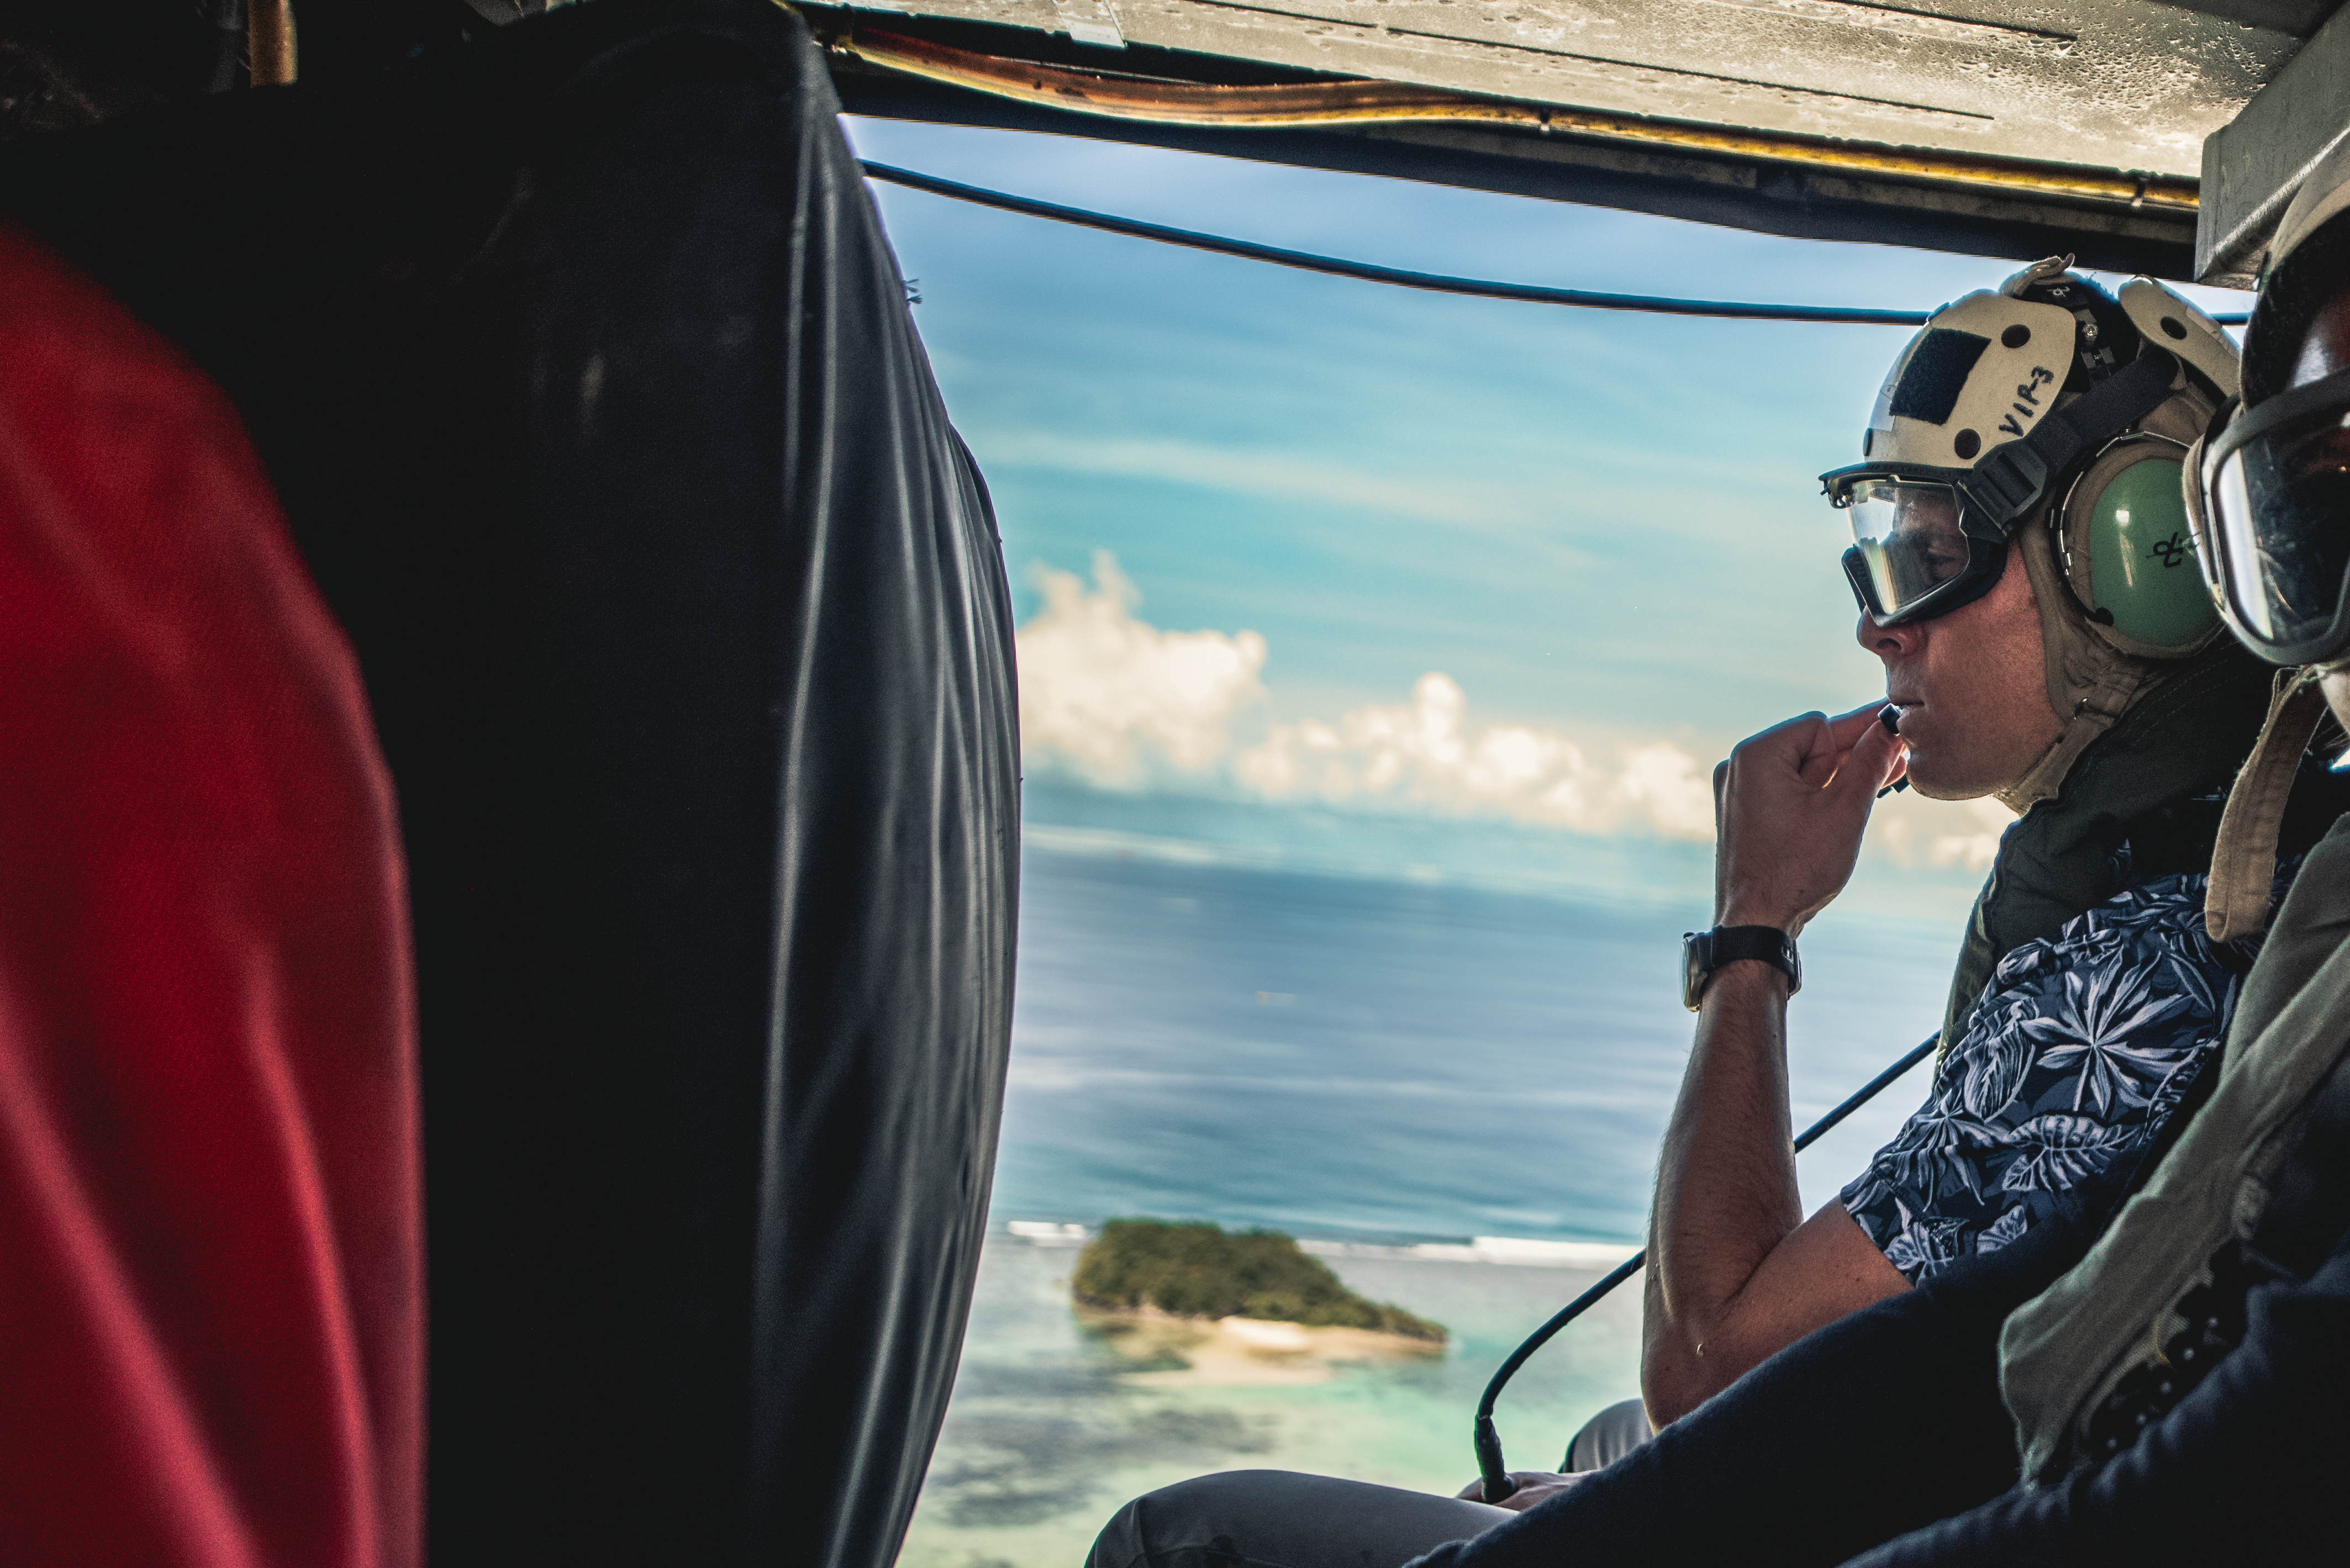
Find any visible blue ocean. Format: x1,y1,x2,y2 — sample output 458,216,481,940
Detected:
899,832,1960,1568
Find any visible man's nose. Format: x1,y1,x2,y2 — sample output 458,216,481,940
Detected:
1856,611,1921,661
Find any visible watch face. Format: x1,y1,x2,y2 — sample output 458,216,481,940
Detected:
1681,931,1709,1012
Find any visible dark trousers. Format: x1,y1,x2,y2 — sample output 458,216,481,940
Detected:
1562,1397,1651,1472
1087,1472,1510,1568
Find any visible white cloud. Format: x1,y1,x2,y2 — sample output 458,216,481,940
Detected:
1869,792,2013,872
1013,553,2014,862
1929,797,2016,871
1015,552,1267,785
1235,673,1716,840
1015,555,1713,838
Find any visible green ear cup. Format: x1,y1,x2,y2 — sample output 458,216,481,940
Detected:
2085,457,2217,648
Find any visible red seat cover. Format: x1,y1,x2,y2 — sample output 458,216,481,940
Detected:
0,223,420,1568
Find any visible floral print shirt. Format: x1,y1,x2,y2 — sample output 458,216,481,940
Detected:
1841,869,2271,1282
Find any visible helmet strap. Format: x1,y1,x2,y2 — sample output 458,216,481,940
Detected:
2205,668,2328,941
1999,521,2156,816
1961,346,2179,534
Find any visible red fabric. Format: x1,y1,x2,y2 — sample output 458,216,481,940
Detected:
0,225,421,1568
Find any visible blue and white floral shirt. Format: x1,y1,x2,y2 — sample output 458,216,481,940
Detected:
1842,869,2273,1282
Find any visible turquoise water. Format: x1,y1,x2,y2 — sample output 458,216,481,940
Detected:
899,837,1961,1567
898,1236,1646,1568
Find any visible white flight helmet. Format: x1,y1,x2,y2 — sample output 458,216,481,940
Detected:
1822,258,2240,807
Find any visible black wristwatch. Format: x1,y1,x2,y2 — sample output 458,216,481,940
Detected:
1681,926,1800,1011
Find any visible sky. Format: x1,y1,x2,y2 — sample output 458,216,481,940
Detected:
842,113,2252,917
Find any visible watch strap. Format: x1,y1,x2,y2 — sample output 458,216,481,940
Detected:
1683,925,1800,1010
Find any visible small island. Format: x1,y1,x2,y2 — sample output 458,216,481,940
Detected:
1073,1218,1445,1343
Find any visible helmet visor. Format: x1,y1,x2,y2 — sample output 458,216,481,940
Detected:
2205,368,2350,661
1841,476,1970,620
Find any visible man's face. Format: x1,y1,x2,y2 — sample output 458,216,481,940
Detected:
1855,536,2064,799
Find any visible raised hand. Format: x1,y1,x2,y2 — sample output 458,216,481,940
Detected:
1711,703,1908,938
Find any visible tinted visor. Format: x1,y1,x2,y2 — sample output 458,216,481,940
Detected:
2206,367,2350,659
1840,476,1970,620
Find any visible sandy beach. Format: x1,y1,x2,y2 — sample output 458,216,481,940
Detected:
1084,1305,1446,1387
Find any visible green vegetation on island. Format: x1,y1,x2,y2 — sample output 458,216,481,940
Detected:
1072,1219,1447,1343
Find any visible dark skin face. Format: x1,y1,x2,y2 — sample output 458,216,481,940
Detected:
1853,536,2064,800
2291,291,2350,724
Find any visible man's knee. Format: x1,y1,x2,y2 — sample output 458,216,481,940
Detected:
1087,1469,1507,1568
1087,1471,1288,1568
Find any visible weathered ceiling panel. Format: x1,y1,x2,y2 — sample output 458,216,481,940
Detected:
844,0,2306,176
2199,0,2350,281
820,0,2349,277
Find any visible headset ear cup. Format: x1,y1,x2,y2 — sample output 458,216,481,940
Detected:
2071,448,2220,650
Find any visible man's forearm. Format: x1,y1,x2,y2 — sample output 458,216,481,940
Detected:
1635,704,1908,1425
1641,959,1803,1420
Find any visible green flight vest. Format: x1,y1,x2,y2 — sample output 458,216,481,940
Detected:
1999,814,2350,1479
1941,638,2276,1050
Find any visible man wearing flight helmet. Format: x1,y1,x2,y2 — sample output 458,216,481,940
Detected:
1407,196,2350,1562
1634,259,2335,1440
1080,266,2340,1566
1388,173,2350,1566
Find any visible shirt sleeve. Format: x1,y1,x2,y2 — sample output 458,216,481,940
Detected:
1842,877,2240,1284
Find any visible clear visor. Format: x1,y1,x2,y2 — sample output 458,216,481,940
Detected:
2208,406,2350,651
1841,477,1969,620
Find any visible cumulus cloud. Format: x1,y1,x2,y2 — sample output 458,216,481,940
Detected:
1930,797,2017,870
1015,552,2016,859
1015,552,1267,785
1234,673,1716,840
1015,554,1711,837
1870,793,2013,872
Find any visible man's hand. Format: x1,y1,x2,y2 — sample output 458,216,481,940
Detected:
1451,1472,1588,1512
1711,704,1907,938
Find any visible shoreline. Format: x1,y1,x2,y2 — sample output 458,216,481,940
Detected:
1006,1219,1641,1270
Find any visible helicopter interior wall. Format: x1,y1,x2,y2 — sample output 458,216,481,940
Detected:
831,62,2204,277
0,3,1019,1565
2198,0,2350,283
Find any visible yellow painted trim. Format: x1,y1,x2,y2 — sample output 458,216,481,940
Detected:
835,25,2196,213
